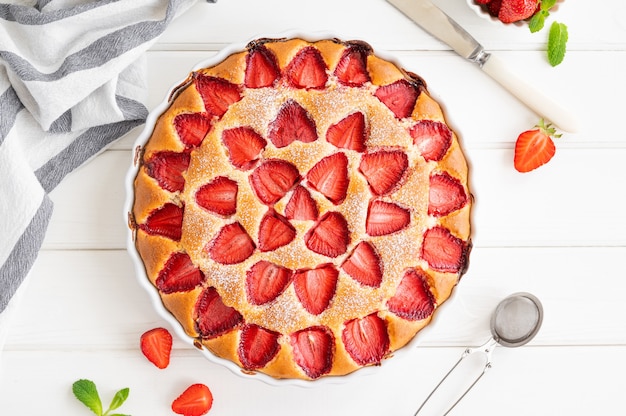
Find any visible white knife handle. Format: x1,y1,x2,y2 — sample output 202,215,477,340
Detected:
481,54,581,133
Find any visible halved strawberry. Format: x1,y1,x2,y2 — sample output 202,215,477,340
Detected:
341,241,383,288
341,313,389,366
173,112,212,148
326,112,367,152
290,326,335,379
333,42,372,87
206,222,255,264
420,226,468,273
245,260,293,305
221,126,267,170
365,200,410,237
195,176,238,216
284,46,328,90
267,99,318,148
238,324,281,370
304,211,350,258
244,43,280,88
409,120,453,162
249,159,301,205
359,150,408,195
284,185,318,221
374,79,420,119
140,327,173,369
194,74,242,118
156,251,205,294
387,268,435,321
171,383,213,416
139,203,184,241
306,152,349,205
428,172,468,217
145,151,190,193
194,286,243,339
513,119,560,173
294,264,338,315
258,209,296,252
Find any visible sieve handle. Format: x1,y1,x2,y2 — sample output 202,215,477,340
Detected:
414,338,498,416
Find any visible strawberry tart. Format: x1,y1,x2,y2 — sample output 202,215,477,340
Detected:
129,37,472,380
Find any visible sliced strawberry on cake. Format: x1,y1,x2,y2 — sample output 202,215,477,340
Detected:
139,203,184,241
284,46,328,90
409,120,453,162
333,42,372,87
284,185,318,221
194,286,243,339
145,151,190,193
304,211,350,258
341,241,383,288
306,152,349,205
221,126,267,170
195,176,238,216
174,112,212,148
374,79,421,119
267,99,318,148
244,42,280,88
194,74,242,118
206,222,255,265
342,313,389,366
290,326,335,379
359,150,408,195
156,251,205,294
365,200,410,237
387,268,436,321
250,159,301,205
428,172,468,217
326,112,367,152
420,226,469,273
238,324,281,370
293,264,339,315
258,209,296,252
245,261,293,305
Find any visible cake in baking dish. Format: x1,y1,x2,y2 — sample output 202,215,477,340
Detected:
129,37,472,380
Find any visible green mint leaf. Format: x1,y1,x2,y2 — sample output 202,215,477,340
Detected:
528,10,548,33
106,388,130,413
72,379,103,416
541,0,557,11
547,21,568,66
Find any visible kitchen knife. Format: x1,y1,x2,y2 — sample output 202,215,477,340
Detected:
386,0,580,133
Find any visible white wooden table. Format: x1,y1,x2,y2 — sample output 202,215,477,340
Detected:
2,0,626,414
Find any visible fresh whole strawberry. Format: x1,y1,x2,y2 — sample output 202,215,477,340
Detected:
140,327,173,369
172,383,213,416
513,119,561,172
498,0,539,23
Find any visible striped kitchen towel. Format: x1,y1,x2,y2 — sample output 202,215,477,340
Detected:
0,0,198,323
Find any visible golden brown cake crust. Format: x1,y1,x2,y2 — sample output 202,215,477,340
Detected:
129,37,472,380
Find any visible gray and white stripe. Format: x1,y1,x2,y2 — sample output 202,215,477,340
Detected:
0,0,197,314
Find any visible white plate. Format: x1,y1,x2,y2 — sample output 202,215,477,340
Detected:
124,30,462,387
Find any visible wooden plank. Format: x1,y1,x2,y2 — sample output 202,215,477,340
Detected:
42,146,626,250
1,345,624,415
152,0,626,52
5,247,626,349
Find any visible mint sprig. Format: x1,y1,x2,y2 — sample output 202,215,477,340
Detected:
72,379,130,416
527,0,568,66
547,21,568,66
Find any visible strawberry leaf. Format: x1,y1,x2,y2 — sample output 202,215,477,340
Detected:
72,379,103,415
547,21,568,66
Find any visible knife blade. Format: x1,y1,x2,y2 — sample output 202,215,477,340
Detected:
386,0,580,133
